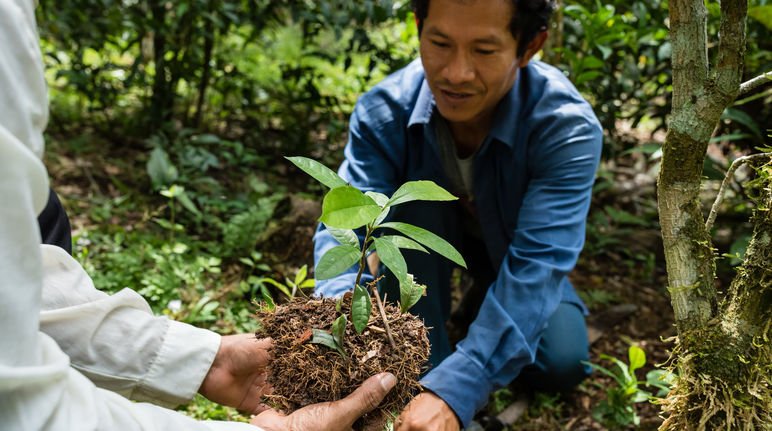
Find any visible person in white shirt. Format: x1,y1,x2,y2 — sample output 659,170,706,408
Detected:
0,1,396,429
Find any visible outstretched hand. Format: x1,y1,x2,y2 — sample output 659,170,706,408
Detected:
251,372,397,431
198,334,273,414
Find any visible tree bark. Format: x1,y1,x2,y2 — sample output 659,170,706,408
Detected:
657,0,772,428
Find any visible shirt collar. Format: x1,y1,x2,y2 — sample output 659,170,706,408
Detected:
407,72,524,150
407,80,435,128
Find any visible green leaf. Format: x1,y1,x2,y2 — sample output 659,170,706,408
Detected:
385,181,457,207
374,207,391,227
580,55,604,70
331,314,347,348
176,190,202,217
285,156,348,189
259,284,275,310
629,346,646,372
749,5,772,31
380,235,428,253
401,274,426,313
335,295,344,312
351,284,372,334
365,191,390,207
310,329,346,358
326,225,360,248
315,245,361,280
147,147,178,188
320,186,382,229
721,108,763,140
378,222,467,268
294,264,308,287
576,70,603,86
373,237,409,288
260,277,292,299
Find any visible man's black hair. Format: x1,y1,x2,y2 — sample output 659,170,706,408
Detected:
411,0,556,57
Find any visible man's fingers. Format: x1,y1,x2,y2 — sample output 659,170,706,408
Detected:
333,373,396,425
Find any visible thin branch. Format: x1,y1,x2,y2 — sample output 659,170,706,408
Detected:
738,71,772,97
713,0,747,102
369,283,396,350
705,153,772,231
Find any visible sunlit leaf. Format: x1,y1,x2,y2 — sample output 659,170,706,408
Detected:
331,314,347,348
285,156,348,189
385,181,457,207
320,186,381,229
351,284,372,334
401,274,426,313
315,244,361,280
294,264,308,287
365,191,389,207
629,346,646,372
377,222,466,268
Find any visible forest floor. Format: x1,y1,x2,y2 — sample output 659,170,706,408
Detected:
44,126,741,430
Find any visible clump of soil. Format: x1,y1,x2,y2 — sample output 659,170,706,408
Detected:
255,293,430,430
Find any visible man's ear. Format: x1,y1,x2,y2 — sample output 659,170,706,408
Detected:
518,31,549,68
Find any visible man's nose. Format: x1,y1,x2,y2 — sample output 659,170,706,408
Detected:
442,50,475,85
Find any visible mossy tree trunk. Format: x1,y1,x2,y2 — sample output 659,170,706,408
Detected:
657,0,772,429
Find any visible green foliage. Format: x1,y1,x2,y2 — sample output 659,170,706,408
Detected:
310,314,348,358
352,284,373,333
556,0,672,155
287,155,464,359
37,0,418,152
584,345,674,429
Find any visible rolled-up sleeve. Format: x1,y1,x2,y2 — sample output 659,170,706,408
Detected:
0,1,259,429
39,245,221,407
423,110,602,426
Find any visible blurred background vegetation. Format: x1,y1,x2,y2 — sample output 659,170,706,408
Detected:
36,0,771,426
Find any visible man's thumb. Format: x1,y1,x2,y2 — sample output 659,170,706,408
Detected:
335,373,397,423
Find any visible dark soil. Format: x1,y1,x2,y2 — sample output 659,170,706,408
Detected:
255,293,430,431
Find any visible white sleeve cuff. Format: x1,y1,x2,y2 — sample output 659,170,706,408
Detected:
134,320,221,407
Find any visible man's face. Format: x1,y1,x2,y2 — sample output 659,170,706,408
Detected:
419,0,525,129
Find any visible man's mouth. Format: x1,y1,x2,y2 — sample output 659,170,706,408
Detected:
440,89,474,100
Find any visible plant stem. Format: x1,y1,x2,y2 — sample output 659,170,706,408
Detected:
370,283,397,350
354,225,372,288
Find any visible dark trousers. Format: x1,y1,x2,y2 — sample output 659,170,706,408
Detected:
378,200,590,392
38,187,72,254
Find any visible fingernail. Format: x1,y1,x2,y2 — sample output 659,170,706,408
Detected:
381,373,396,391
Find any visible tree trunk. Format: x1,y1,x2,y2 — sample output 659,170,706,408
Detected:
657,0,772,428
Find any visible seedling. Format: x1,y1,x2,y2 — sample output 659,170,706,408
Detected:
583,345,675,429
286,156,467,355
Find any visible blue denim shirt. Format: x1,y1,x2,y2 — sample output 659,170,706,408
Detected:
313,58,602,426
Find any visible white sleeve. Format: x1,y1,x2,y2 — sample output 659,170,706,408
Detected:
0,1,261,429
39,245,222,408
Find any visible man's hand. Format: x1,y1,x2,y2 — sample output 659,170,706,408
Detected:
198,334,273,414
251,372,396,431
395,392,460,431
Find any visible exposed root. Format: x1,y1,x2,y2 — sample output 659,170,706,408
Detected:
657,330,772,431
255,295,430,430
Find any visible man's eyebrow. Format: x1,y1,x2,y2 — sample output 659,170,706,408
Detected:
424,27,504,45
473,35,504,45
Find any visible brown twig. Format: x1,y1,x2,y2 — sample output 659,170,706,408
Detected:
705,153,772,231
368,280,397,350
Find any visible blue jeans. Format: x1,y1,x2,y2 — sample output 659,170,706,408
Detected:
378,200,590,392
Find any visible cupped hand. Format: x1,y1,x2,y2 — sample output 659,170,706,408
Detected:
250,372,397,431
198,334,273,414
395,392,460,431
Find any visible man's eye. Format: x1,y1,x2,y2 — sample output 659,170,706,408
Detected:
476,49,495,55
432,40,449,48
